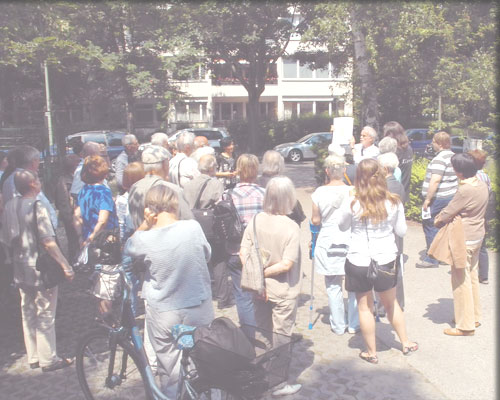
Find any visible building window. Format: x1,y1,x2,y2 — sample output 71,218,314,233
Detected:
298,63,313,79
283,59,298,78
316,101,330,115
282,58,333,79
175,103,188,121
299,102,313,115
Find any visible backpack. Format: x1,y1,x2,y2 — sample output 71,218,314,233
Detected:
213,190,244,242
191,179,216,240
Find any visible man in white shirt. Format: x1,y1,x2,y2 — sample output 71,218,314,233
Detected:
353,126,380,164
168,131,200,188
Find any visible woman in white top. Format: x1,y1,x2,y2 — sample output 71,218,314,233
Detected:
338,158,417,364
311,155,359,335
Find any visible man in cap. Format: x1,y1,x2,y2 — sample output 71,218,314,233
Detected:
128,145,193,230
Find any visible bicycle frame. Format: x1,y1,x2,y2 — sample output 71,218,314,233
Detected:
91,265,169,400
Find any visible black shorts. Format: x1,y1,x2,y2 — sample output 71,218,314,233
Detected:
345,258,398,293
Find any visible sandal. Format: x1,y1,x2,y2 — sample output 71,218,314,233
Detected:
42,357,74,372
402,342,419,355
359,351,378,364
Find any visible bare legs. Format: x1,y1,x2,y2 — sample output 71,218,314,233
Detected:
357,287,416,357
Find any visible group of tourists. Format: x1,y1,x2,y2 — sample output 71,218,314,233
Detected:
0,120,491,397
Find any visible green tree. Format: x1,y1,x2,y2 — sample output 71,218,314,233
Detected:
170,0,309,152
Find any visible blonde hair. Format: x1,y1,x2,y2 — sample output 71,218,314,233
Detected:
263,176,296,215
433,131,451,149
145,184,179,217
236,154,259,182
352,159,400,224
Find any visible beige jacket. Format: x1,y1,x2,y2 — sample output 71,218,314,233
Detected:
429,215,467,269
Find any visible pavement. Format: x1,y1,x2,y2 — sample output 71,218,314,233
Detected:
0,161,496,400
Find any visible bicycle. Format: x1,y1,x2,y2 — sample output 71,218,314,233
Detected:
75,264,300,400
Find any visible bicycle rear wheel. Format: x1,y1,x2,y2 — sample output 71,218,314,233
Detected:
76,328,151,400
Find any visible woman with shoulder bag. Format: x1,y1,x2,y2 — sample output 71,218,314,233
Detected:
337,159,417,364
1,170,73,372
239,176,302,397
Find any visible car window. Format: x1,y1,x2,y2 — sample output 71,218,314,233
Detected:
197,130,223,140
452,137,463,146
82,134,106,144
298,133,314,143
411,132,423,141
108,137,123,147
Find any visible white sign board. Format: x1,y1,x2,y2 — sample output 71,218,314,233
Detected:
332,117,354,145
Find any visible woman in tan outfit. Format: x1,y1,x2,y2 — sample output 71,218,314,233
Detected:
434,153,489,336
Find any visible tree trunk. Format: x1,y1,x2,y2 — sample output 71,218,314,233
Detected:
246,89,261,153
351,6,379,134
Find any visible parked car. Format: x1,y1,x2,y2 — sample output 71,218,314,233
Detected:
406,129,434,154
274,132,333,162
66,130,126,160
169,127,231,152
424,135,464,158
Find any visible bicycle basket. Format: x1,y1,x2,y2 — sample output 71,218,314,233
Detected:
190,323,296,398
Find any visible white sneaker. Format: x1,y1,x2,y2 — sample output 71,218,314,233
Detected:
347,327,359,334
272,384,302,397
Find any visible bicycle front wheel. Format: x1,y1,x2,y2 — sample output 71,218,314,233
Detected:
76,328,151,400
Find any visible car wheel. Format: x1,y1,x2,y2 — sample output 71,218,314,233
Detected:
288,149,303,162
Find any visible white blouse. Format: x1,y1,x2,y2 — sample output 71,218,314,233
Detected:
337,196,407,266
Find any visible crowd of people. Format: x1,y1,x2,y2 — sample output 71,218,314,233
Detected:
0,122,492,397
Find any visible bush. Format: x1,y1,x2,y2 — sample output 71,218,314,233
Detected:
484,161,498,251
405,156,429,222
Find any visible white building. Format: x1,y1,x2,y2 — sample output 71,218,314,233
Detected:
163,38,352,132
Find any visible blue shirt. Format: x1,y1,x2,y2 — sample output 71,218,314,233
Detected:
78,184,118,240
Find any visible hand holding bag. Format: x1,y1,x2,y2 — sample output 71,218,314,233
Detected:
33,200,66,289
241,214,265,296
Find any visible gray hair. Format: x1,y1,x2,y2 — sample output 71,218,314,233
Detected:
261,150,285,177
14,169,37,195
324,154,346,180
263,176,296,215
362,126,378,140
122,134,138,146
82,141,101,157
151,132,169,147
176,131,195,152
378,136,397,154
143,159,168,174
378,152,399,173
145,184,179,217
17,145,40,168
198,154,217,175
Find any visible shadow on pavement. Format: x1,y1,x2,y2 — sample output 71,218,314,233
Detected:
423,297,454,324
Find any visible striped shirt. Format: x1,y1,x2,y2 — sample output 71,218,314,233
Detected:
422,149,457,198
476,170,491,191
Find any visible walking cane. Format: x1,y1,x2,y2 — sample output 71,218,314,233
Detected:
308,222,321,330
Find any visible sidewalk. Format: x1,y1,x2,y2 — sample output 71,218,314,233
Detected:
0,161,495,400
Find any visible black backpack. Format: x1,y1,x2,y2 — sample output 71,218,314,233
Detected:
213,190,244,242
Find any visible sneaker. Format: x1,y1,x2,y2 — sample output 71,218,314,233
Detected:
272,384,302,397
416,260,439,268
347,327,359,334
479,279,489,285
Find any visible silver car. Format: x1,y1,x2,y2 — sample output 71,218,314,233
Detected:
274,132,333,162
169,127,230,151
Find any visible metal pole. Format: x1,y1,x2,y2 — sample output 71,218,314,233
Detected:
43,60,54,149
438,90,442,130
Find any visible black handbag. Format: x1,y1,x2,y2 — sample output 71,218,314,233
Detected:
191,178,217,240
33,200,66,289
